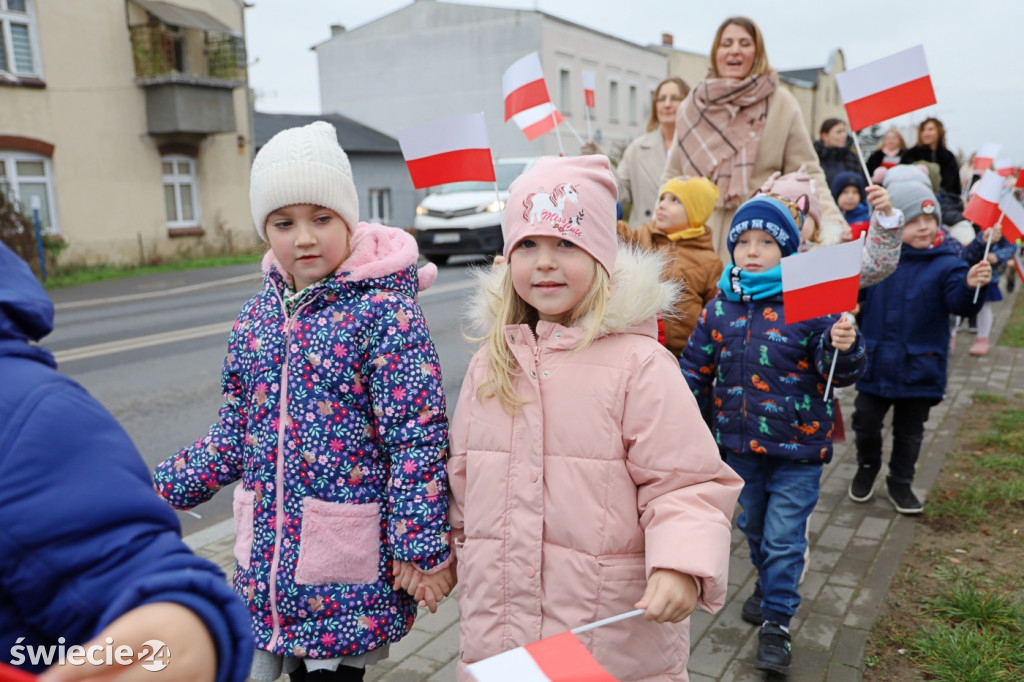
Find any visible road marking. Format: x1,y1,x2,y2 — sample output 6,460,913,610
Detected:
53,321,236,364
52,278,476,364
53,273,263,311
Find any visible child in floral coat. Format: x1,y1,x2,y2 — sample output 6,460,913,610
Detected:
154,122,453,682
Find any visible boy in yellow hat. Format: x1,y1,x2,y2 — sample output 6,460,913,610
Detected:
618,176,722,355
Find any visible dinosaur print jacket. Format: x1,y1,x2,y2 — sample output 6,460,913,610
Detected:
680,295,866,463
153,223,451,661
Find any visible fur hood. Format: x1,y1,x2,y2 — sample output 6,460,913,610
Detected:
465,244,680,340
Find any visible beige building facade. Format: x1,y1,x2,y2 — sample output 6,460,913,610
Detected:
1,0,256,265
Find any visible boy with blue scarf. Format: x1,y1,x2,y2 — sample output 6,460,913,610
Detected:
679,195,867,675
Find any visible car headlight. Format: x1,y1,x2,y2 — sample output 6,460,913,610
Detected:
415,205,428,216
477,200,505,213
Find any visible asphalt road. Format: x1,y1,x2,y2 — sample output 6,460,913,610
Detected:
46,257,483,536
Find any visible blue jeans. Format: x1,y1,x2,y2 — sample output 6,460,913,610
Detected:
728,451,822,627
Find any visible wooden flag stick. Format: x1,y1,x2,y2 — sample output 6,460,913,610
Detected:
973,215,1003,303
851,131,874,186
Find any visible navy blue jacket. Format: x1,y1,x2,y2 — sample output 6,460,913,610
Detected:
857,240,985,400
0,244,252,679
680,295,865,463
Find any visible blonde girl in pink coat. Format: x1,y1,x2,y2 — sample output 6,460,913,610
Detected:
447,155,743,681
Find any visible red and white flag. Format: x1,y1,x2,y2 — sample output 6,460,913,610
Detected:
1016,171,1024,190
835,45,936,131
512,102,564,141
998,194,1024,244
781,237,863,325
503,52,551,122
467,631,616,682
582,70,596,108
964,170,1005,228
973,143,1001,172
396,113,495,189
994,158,1015,177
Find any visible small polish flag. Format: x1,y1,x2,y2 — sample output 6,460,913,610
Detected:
1016,171,1024,190
582,70,596,108
467,631,616,682
994,158,1015,177
512,102,564,141
781,237,863,325
396,113,496,189
835,45,936,131
973,143,1001,172
503,52,551,122
998,194,1024,244
964,170,1005,228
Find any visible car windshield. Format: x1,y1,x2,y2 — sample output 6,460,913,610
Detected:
430,162,528,194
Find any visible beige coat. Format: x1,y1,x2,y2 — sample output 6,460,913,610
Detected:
448,246,743,681
618,128,671,229
664,87,847,261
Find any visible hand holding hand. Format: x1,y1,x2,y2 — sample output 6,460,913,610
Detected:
866,184,893,217
413,564,457,614
968,260,993,288
830,314,857,352
635,569,699,623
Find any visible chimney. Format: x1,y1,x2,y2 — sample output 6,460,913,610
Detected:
330,24,346,36
661,32,674,47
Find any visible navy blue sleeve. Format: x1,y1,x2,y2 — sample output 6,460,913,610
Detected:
943,258,985,318
679,305,717,398
0,378,253,680
812,316,866,388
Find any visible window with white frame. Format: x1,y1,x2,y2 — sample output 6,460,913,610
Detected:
0,151,57,231
0,0,41,77
368,188,391,223
558,69,571,115
609,81,620,123
162,156,201,227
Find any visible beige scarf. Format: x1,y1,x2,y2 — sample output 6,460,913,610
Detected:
675,70,779,208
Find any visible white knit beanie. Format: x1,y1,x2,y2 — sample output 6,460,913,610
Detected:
249,121,359,240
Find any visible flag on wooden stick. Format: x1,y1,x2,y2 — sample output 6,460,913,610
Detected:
396,113,495,189
974,143,1001,172
781,237,863,325
964,170,1005,228
835,45,936,130
582,70,596,108
998,194,1024,244
503,52,550,121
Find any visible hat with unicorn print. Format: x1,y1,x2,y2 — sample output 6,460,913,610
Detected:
502,155,619,275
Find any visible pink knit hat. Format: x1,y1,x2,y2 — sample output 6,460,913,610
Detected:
502,155,618,274
757,164,821,227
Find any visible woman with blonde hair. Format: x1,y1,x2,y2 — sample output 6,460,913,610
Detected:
663,16,847,260
613,76,690,228
866,128,907,177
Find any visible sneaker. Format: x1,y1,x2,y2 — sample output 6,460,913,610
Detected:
755,622,792,675
887,480,923,515
969,337,990,356
848,465,878,502
741,583,762,625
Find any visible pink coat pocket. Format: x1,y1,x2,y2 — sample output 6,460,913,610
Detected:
232,486,256,571
294,498,381,585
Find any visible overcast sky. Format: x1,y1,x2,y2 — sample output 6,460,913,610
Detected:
244,0,1024,161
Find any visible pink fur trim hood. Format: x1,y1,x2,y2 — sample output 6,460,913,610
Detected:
261,222,438,291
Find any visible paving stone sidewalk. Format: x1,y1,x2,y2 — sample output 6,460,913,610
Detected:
191,289,1023,682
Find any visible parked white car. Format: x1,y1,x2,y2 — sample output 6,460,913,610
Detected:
413,157,540,265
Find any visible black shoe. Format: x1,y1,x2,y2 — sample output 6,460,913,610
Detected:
887,479,923,515
848,465,878,502
755,621,792,675
741,583,762,625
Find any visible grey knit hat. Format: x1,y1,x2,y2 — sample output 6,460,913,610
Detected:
888,181,938,225
249,121,359,240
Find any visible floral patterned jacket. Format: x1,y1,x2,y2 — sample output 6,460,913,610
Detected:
153,223,451,661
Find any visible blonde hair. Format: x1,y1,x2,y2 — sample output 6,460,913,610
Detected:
877,127,907,152
709,17,771,78
474,262,611,413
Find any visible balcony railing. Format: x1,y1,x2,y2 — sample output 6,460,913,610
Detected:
130,24,246,86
